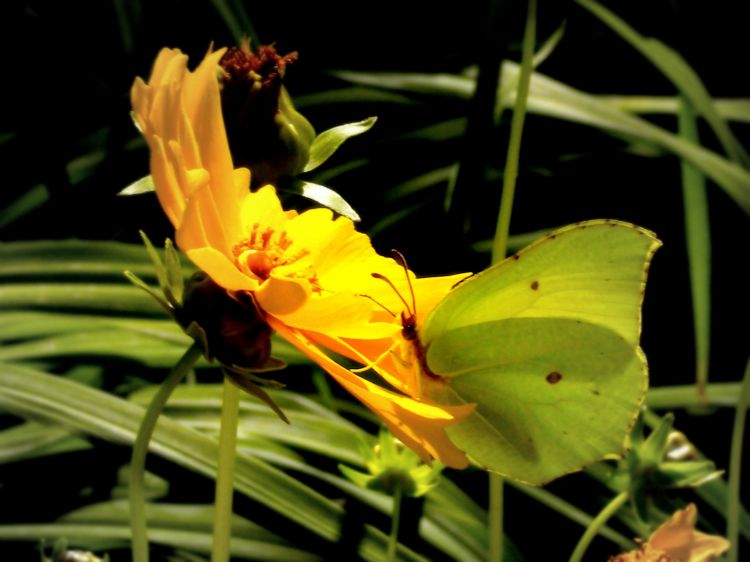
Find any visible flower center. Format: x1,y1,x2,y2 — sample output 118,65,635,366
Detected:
233,223,321,294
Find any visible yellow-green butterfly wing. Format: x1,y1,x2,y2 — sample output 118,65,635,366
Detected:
420,220,661,485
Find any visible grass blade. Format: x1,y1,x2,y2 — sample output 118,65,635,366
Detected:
678,98,712,397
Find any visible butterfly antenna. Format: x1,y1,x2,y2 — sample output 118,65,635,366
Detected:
371,272,413,316
359,293,396,317
390,249,417,318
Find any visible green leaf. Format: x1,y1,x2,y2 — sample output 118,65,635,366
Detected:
0,183,49,230
338,66,750,213
0,422,90,464
0,239,192,281
281,179,361,222
0,363,424,562
303,117,377,173
118,175,155,196
678,98,711,395
576,0,750,167
0,283,164,315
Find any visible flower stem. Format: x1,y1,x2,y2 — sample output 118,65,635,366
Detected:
569,491,629,562
727,356,750,562
488,3,537,562
491,0,537,264
130,343,202,562
489,473,504,562
386,482,403,562
211,375,242,562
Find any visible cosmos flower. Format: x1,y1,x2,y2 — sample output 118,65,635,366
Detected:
130,46,473,467
610,504,729,562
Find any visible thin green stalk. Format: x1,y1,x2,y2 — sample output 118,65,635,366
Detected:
211,375,242,562
491,0,537,264
488,3,537,562
489,473,504,562
130,343,202,562
678,97,711,398
386,483,403,562
727,357,750,562
569,491,628,562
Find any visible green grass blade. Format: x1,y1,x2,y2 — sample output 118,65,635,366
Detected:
338,66,750,213
646,383,740,409
576,0,750,167
0,363,422,561
678,98,712,397
0,283,163,315
727,358,750,562
0,184,49,230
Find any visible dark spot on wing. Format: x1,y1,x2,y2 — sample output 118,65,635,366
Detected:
513,254,520,261
546,371,563,384
591,389,601,396
530,280,539,291
549,234,557,239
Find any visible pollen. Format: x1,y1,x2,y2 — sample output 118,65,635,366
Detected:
233,224,310,281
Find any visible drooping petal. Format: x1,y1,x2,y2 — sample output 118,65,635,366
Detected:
186,247,258,292
275,293,400,339
269,318,473,468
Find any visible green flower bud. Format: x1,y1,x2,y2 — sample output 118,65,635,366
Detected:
339,431,442,498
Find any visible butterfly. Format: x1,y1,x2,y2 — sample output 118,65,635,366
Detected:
379,219,661,484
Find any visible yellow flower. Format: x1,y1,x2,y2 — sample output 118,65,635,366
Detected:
131,47,473,468
610,504,729,562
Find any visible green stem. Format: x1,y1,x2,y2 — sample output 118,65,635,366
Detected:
130,343,202,562
489,473,504,562
488,4,537,562
727,357,750,562
211,375,242,562
569,491,628,562
491,0,537,264
386,483,403,562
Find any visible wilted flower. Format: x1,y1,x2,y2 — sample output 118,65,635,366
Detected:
609,504,729,562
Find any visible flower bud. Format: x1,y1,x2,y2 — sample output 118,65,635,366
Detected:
219,41,315,187
179,271,274,370
339,431,442,498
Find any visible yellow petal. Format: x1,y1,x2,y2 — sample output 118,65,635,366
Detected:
149,135,185,227
186,247,258,292
274,293,400,339
255,274,310,316
239,185,288,234
270,318,473,468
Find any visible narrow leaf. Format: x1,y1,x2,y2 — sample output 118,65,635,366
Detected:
118,175,155,196
678,98,711,396
282,179,361,222
576,0,750,167
304,117,377,173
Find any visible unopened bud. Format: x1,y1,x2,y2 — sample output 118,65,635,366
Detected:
179,272,273,369
219,41,315,187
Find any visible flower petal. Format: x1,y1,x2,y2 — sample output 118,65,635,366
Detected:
274,293,400,339
270,318,473,468
186,247,258,292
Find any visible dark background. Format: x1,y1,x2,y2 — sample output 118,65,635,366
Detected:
1,1,747,559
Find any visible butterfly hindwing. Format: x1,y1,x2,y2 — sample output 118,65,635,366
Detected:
420,220,661,484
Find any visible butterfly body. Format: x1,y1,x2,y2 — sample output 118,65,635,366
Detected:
399,219,661,484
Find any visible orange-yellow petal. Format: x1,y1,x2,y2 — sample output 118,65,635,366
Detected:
273,293,400,339
255,274,310,316
269,318,473,468
186,247,258,292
